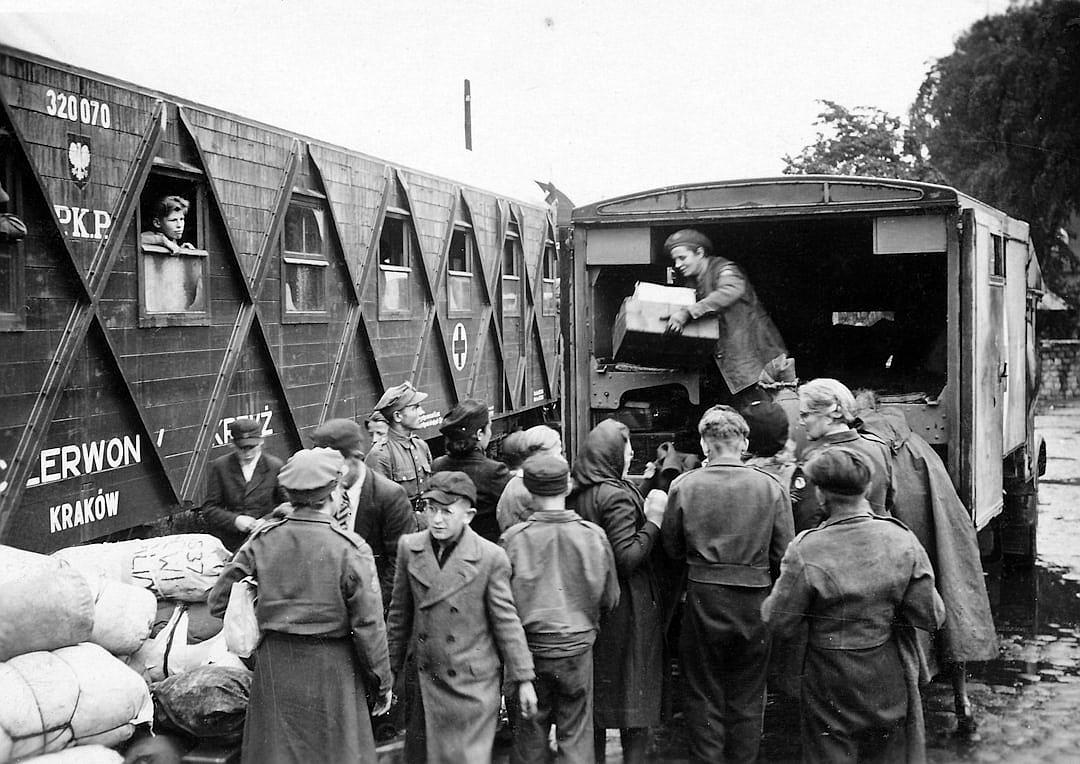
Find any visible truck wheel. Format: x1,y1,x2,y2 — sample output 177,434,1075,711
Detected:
1001,477,1038,569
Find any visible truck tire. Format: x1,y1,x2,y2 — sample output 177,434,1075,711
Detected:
1001,476,1038,568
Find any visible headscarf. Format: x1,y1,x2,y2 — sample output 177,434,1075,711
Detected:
571,419,633,490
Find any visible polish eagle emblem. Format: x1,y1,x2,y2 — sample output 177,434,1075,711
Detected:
67,134,91,189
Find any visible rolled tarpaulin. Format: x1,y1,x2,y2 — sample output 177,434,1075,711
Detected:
0,545,94,662
0,643,153,762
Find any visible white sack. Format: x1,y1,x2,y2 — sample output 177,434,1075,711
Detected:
0,546,93,662
126,605,246,683
0,643,153,762
54,534,230,602
90,581,157,656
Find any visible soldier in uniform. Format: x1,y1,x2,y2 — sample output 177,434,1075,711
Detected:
202,418,285,552
661,228,787,406
387,471,538,762
208,448,393,764
365,381,433,520
661,406,794,764
762,447,945,763
793,377,895,532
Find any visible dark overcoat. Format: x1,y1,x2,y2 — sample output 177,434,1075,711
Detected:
386,526,534,763
859,410,997,663
202,451,285,551
568,419,665,729
794,427,895,531
431,448,511,542
349,466,417,611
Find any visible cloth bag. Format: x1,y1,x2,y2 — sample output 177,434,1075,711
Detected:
222,578,260,659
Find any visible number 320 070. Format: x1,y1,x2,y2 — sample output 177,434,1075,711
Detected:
45,89,112,128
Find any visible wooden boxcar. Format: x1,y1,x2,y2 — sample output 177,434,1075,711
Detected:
565,177,1045,564
0,45,561,553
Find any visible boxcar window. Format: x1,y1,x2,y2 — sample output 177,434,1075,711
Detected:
138,177,209,323
0,156,26,330
448,226,474,317
502,232,521,317
541,240,558,317
282,201,328,317
378,213,412,319
991,233,1005,279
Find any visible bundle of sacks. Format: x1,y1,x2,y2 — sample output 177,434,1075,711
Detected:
0,534,249,762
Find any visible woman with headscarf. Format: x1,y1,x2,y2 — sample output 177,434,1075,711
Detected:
208,448,393,764
568,418,667,764
496,424,564,531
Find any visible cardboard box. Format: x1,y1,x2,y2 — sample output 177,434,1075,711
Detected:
611,283,718,366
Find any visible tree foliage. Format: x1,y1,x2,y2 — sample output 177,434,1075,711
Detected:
781,101,942,182
911,0,1080,302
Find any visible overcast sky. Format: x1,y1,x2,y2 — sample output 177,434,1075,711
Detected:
2,0,1012,205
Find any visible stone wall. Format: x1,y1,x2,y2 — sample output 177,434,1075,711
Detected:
1040,340,1080,401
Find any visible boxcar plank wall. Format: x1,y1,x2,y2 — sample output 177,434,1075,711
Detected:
0,47,559,552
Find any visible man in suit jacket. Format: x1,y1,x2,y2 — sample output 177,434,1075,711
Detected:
387,471,537,763
312,418,417,611
201,418,285,552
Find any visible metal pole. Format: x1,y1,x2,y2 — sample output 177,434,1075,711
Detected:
464,79,473,151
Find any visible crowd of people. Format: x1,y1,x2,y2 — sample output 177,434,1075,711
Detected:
199,359,995,764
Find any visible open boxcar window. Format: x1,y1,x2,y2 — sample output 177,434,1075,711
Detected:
378,211,412,320
138,174,209,326
282,200,328,321
541,239,558,317
0,154,26,331
448,224,474,318
502,224,521,317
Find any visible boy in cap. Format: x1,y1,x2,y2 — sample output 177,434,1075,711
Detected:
312,418,416,611
432,399,511,542
365,381,433,518
501,454,620,764
387,471,538,762
741,398,804,506
202,417,285,551
209,447,393,763
661,228,786,405
365,410,390,446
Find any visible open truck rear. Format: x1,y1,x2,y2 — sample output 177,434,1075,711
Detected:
563,176,1044,564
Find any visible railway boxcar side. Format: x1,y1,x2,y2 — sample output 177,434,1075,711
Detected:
0,47,559,552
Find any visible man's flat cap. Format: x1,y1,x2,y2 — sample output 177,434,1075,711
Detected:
312,418,365,454
422,471,476,506
440,399,490,438
522,454,571,497
278,447,345,491
663,228,713,256
229,418,264,446
375,381,428,414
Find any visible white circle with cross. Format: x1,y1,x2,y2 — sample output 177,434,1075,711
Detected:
452,322,468,371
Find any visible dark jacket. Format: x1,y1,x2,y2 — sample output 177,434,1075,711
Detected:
794,427,895,532
432,448,511,543
348,466,417,611
207,509,392,697
662,457,794,587
201,452,285,551
684,255,786,394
